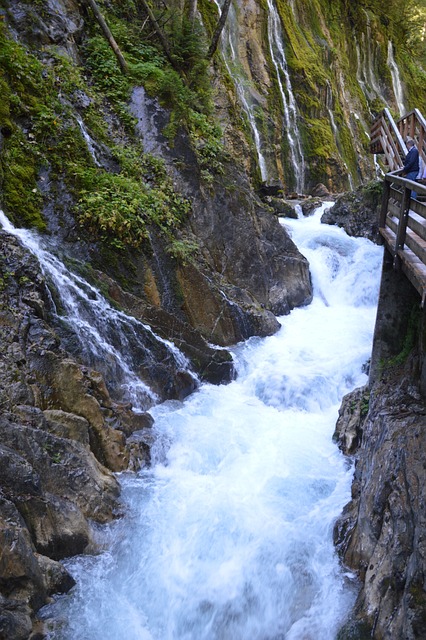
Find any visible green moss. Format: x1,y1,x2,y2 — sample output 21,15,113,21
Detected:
302,116,336,176
1,129,46,229
67,142,191,250
198,0,220,37
387,304,421,368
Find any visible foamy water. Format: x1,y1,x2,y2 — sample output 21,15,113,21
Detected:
39,203,383,639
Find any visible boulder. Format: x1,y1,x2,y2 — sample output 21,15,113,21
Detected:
310,183,330,197
321,181,382,243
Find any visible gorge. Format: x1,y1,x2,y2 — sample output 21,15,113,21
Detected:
0,0,426,638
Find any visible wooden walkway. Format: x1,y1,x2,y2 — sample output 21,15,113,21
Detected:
371,109,426,305
378,175,426,304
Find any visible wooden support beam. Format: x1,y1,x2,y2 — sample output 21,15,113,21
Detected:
379,179,391,228
394,186,412,266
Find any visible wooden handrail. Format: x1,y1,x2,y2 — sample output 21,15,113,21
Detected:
379,173,426,304
396,109,426,169
372,108,426,304
370,108,407,170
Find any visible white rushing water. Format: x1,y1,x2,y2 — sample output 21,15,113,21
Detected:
0,211,193,409
387,40,406,116
75,115,102,167
40,203,383,639
266,0,305,193
212,0,268,181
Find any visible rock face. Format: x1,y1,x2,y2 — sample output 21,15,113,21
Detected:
334,368,426,639
0,232,158,637
129,87,313,345
333,248,426,639
321,181,382,243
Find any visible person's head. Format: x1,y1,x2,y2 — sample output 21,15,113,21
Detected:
406,136,415,148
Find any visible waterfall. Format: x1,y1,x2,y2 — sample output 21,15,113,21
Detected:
41,204,384,639
387,41,406,116
355,11,388,107
266,0,305,193
0,211,195,409
212,0,268,182
326,82,354,190
75,115,101,167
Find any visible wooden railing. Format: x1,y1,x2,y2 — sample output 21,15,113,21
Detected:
396,109,426,169
370,107,406,171
379,173,426,305
371,108,426,172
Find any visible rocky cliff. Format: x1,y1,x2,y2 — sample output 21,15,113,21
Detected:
328,194,426,638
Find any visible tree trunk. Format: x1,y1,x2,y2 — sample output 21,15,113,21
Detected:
187,0,197,24
82,0,129,74
136,0,180,74
207,0,232,59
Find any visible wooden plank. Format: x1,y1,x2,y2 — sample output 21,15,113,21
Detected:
404,227,426,263
386,215,399,235
395,187,411,251
407,212,426,240
410,199,426,219
388,200,401,218
398,247,426,303
379,226,397,255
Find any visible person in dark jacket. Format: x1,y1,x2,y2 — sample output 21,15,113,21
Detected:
402,136,420,198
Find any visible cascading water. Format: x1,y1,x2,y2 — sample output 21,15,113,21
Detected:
75,115,102,167
325,82,354,190
40,204,383,639
387,40,406,116
0,211,194,409
356,11,388,107
266,0,305,193
212,0,268,182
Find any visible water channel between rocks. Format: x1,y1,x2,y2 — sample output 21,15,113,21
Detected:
41,203,383,639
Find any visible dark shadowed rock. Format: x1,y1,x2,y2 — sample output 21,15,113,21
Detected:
310,183,330,197
321,181,382,243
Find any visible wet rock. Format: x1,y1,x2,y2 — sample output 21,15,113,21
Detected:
301,197,326,216
334,359,426,638
0,494,75,639
0,594,33,640
129,89,313,340
4,0,84,60
93,269,235,384
332,387,369,455
35,553,75,595
42,409,90,446
310,182,330,197
263,197,297,218
321,181,382,243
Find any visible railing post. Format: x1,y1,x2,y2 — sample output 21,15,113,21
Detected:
394,184,411,268
379,178,391,228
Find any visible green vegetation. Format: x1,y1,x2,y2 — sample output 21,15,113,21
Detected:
71,152,191,250
387,305,421,368
0,15,198,248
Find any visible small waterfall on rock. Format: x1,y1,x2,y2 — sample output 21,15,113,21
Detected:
75,115,101,167
212,0,268,181
387,40,406,116
326,82,354,190
355,12,388,107
0,211,194,409
41,204,383,640
266,0,305,193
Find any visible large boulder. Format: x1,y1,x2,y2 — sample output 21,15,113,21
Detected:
321,181,382,243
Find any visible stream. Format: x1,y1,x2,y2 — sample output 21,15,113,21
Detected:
39,203,383,639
